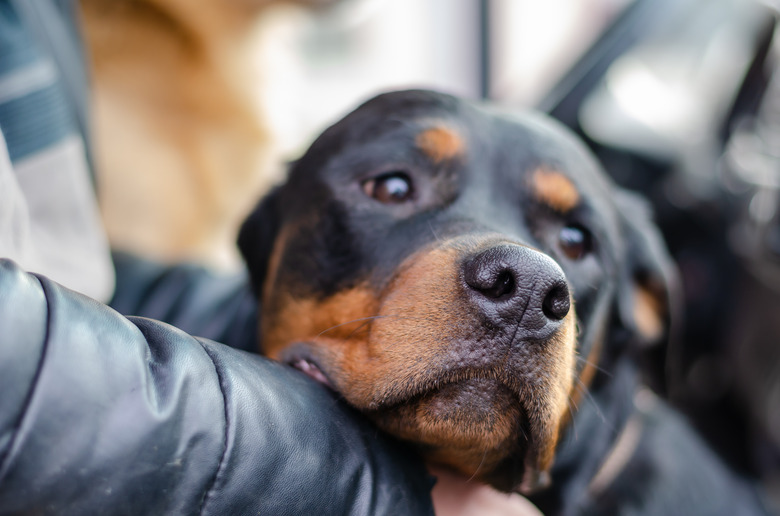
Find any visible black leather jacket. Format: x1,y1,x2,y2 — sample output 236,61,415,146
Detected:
0,259,434,515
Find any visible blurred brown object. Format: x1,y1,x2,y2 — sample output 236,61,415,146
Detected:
79,0,330,268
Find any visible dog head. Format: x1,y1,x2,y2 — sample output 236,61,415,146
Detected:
239,90,674,494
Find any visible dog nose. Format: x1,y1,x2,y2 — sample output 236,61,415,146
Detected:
463,244,570,332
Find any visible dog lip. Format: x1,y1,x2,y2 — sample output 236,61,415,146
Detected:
367,341,548,408
378,370,519,408
290,357,334,389
367,366,511,409
279,344,335,389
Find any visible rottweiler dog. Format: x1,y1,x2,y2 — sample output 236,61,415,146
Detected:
238,90,769,514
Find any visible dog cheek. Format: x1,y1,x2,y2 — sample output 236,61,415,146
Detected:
545,312,579,465
260,286,380,360
344,298,472,408
569,312,607,411
356,247,476,401
553,313,578,414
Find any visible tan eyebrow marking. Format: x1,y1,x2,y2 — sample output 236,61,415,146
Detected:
415,125,465,164
530,168,581,213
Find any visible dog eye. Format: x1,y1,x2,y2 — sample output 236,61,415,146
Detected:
558,224,593,260
362,172,414,204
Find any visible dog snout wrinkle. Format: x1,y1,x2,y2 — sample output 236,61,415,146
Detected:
463,244,570,336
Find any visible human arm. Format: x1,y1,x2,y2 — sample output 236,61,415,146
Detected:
0,259,434,515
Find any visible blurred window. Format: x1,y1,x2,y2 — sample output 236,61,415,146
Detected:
490,0,635,105
270,0,634,154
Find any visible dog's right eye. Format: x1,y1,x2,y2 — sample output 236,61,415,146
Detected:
362,172,414,204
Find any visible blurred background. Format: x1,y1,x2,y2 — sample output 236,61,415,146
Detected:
79,0,779,509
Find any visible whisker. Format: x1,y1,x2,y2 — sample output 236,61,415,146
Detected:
574,376,608,427
428,220,443,243
317,315,391,338
568,392,580,413
566,396,579,441
576,356,613,377
466,448,489,483
317,313,441,338
345,319,374,339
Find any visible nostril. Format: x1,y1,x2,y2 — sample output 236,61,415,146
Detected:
463,248,518,301
542,282,570,321
481,270,515,300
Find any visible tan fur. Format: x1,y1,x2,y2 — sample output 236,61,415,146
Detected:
530,168,581,213
263,286,381,359
415,125,465,164
567,317,606,412
79,0,324,267
261,225,292,312
633,283,665,342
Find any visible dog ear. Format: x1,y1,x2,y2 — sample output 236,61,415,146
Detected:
238,186,282,297
613,188,679,347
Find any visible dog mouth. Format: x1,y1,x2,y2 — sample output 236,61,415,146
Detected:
288,355,334,389
280,342,550,493
367,372,551,492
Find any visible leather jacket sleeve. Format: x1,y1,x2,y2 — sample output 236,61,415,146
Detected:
0,259,434,515
109,251,260,353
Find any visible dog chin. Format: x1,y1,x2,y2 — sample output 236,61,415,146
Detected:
278,342,551,493
404,377,525,449
364,377,539,489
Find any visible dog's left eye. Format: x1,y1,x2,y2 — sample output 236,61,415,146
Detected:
362,172,414,204
558,224,593,260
